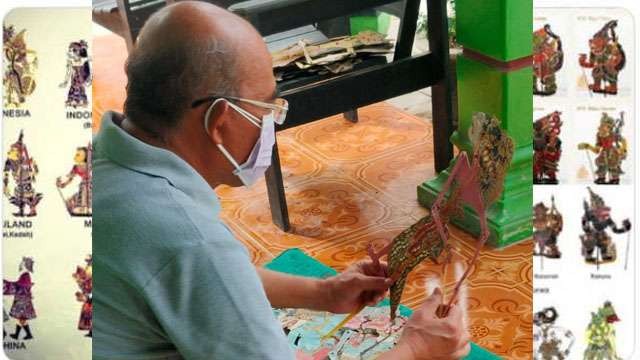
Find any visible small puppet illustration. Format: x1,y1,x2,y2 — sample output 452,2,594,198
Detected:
533,307,575,360
56,144,92,216
534,111,562,184
533,196,563,266
3,131,42,217
578,112,627,185
584,301,621,360
3,25,37,107
533,24,564,96
59,40,91,108
579,20,626,96
3,257,36,341
72,254,92,337
580,187,631,269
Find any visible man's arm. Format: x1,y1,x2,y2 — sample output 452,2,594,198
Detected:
256,268,329,311
257,260,392,314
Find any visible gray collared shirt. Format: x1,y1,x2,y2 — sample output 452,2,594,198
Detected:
93,111,293,360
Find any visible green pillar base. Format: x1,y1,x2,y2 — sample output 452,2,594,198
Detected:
417,145,532,248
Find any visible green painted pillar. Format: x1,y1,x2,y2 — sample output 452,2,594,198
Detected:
417,0,533,247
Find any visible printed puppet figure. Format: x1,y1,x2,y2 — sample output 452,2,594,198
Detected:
533,197,563,259
59,40,91,108
3,257,36,341
3,131,42,217
534,111,562,184
368,113,514,319
584,301,621,360
579,20,626,95
56,144,92,216
578,112,627,185
533,24,564,96
72,254,92,337
580,187,631,266
3,25,37,107
533,307,575,360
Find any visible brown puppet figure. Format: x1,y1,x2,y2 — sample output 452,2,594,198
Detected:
578,112,627,185
534,111,562,185
3,131,42,217
579,20,626,95
3,25,37,107
3,257,36,341
580,187,631,268
533,24,564,96
56,144,92,216
368,112,514,319
72,255,92,337
533,197,563,270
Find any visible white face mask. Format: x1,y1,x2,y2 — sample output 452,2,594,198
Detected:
204,99,275,187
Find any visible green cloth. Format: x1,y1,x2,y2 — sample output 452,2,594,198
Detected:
265,248,501,359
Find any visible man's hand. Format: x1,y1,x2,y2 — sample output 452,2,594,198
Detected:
383,288,470,360
323,260,392,314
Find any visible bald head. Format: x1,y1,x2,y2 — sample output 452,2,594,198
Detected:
124,1,274,138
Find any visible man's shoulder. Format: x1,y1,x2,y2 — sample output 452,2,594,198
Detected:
92,158,238,283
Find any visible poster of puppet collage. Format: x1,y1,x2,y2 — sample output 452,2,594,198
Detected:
1,8,92,360
532,7,636,360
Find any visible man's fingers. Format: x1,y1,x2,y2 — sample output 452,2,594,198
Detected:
450,341,471,359
354,274,392,291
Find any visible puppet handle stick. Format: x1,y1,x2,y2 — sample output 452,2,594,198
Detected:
321,304,366,341
624,231,630,271
584,150,596,182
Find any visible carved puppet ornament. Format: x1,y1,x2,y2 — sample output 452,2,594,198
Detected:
579,20,626,96
580,187,631,269
533,307,575,360
60,40,91,108
533,25,564,96
3,131,42,217
578,112,627,185
368,112,514,319
584,301,621,360
534,111,562,184
533,196,563,262
3,257,36,341
3,25,38,108
72,254,92,337
56,144,92,216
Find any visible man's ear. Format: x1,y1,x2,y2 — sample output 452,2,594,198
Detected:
204,100,230,145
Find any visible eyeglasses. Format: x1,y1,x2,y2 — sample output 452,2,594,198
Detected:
192,95,289,125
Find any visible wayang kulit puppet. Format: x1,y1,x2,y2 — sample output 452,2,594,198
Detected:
3,25,37,108
56,144,92,216
3,131,42,217
534,111,562,184
533,25,564,96
533,197,563,264
72,254,92,337
580,187,631,269
579,20,626,96
3,257,36,341
578,112,627,185
368,112,514,320
533,307,575,360
584,301,621,360
60,40,91,108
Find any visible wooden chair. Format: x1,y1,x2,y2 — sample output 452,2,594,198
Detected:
91,0,454,232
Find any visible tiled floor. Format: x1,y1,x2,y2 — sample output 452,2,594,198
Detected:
93,34,533,359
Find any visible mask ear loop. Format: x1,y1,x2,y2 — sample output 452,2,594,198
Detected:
203,98,244,172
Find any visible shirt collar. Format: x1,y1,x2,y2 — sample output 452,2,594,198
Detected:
94,111,220,214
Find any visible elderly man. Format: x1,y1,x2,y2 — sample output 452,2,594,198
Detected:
93,2,470,359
